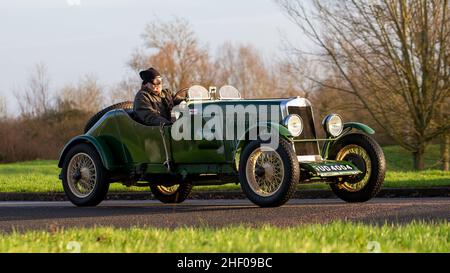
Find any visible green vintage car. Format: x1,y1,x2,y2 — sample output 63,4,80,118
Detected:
58,85,386,207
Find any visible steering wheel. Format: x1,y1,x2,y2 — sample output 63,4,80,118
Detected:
174,87,190,101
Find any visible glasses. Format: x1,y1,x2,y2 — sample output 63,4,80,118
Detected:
151,78,162,86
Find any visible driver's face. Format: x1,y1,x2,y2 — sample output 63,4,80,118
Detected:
148,77,162,95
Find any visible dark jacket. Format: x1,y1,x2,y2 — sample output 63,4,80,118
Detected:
133,87,183,126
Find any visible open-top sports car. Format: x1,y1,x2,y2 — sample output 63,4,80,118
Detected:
58,85,385,207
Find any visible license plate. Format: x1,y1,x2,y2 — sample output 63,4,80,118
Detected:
313,163,355,172
305,161,362,177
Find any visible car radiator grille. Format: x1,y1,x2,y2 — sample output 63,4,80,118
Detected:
287,106,320,157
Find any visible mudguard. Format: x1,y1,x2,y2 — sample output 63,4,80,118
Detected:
57,135,115,170
322,122,375,159
343,122,375,135
233,122,292,170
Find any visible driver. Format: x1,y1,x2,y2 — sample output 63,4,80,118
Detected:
133,67,183,126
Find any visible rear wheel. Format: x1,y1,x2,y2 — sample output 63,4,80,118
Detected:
239,138,299,207
61,143,110,207
150,183,193,203
329,133,386,202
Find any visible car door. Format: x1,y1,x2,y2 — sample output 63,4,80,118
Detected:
170,102,227,164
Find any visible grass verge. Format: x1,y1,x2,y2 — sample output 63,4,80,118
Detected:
0,145,448,193
0,160,449,193
0,221,448,253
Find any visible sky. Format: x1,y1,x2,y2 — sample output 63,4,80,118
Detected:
0,0,308,113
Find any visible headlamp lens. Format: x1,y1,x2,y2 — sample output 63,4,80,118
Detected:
284,114,303,137
323,114,343,137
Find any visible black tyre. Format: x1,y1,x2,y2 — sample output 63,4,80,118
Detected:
84,101,133,133
150,183,193,203
61,143,110,207
329,133,386,202
239,138,299,207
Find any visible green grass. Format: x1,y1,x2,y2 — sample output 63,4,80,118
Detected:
383,144,443,171
0,221,447,253
0,160,138,193
0,145,448,193
298,170,450,190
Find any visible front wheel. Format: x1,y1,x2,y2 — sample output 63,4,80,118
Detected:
239,138,299,207
150,183,193,203
61,143,110,207
329,133,386,202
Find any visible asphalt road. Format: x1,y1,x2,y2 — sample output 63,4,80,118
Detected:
0,198,448,232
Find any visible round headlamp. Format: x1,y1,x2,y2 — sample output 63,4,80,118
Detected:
283,114,303,137
322,114,343,137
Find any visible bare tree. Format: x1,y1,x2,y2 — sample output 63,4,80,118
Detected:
275,56,331,99
128,17,214,92
438,97,450,170
0,95,6,119
16,62,52,117
442,132,450,171
57,74,104,113
277,0,450,170
215,43,272,98
109,75,141,104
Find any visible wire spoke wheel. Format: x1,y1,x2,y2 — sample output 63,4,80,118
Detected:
156,184,180,195
328,133,385,203
245,147,285,197
67,153,97,198
336,144,372,192
240,138,299,207
150,182,193,204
